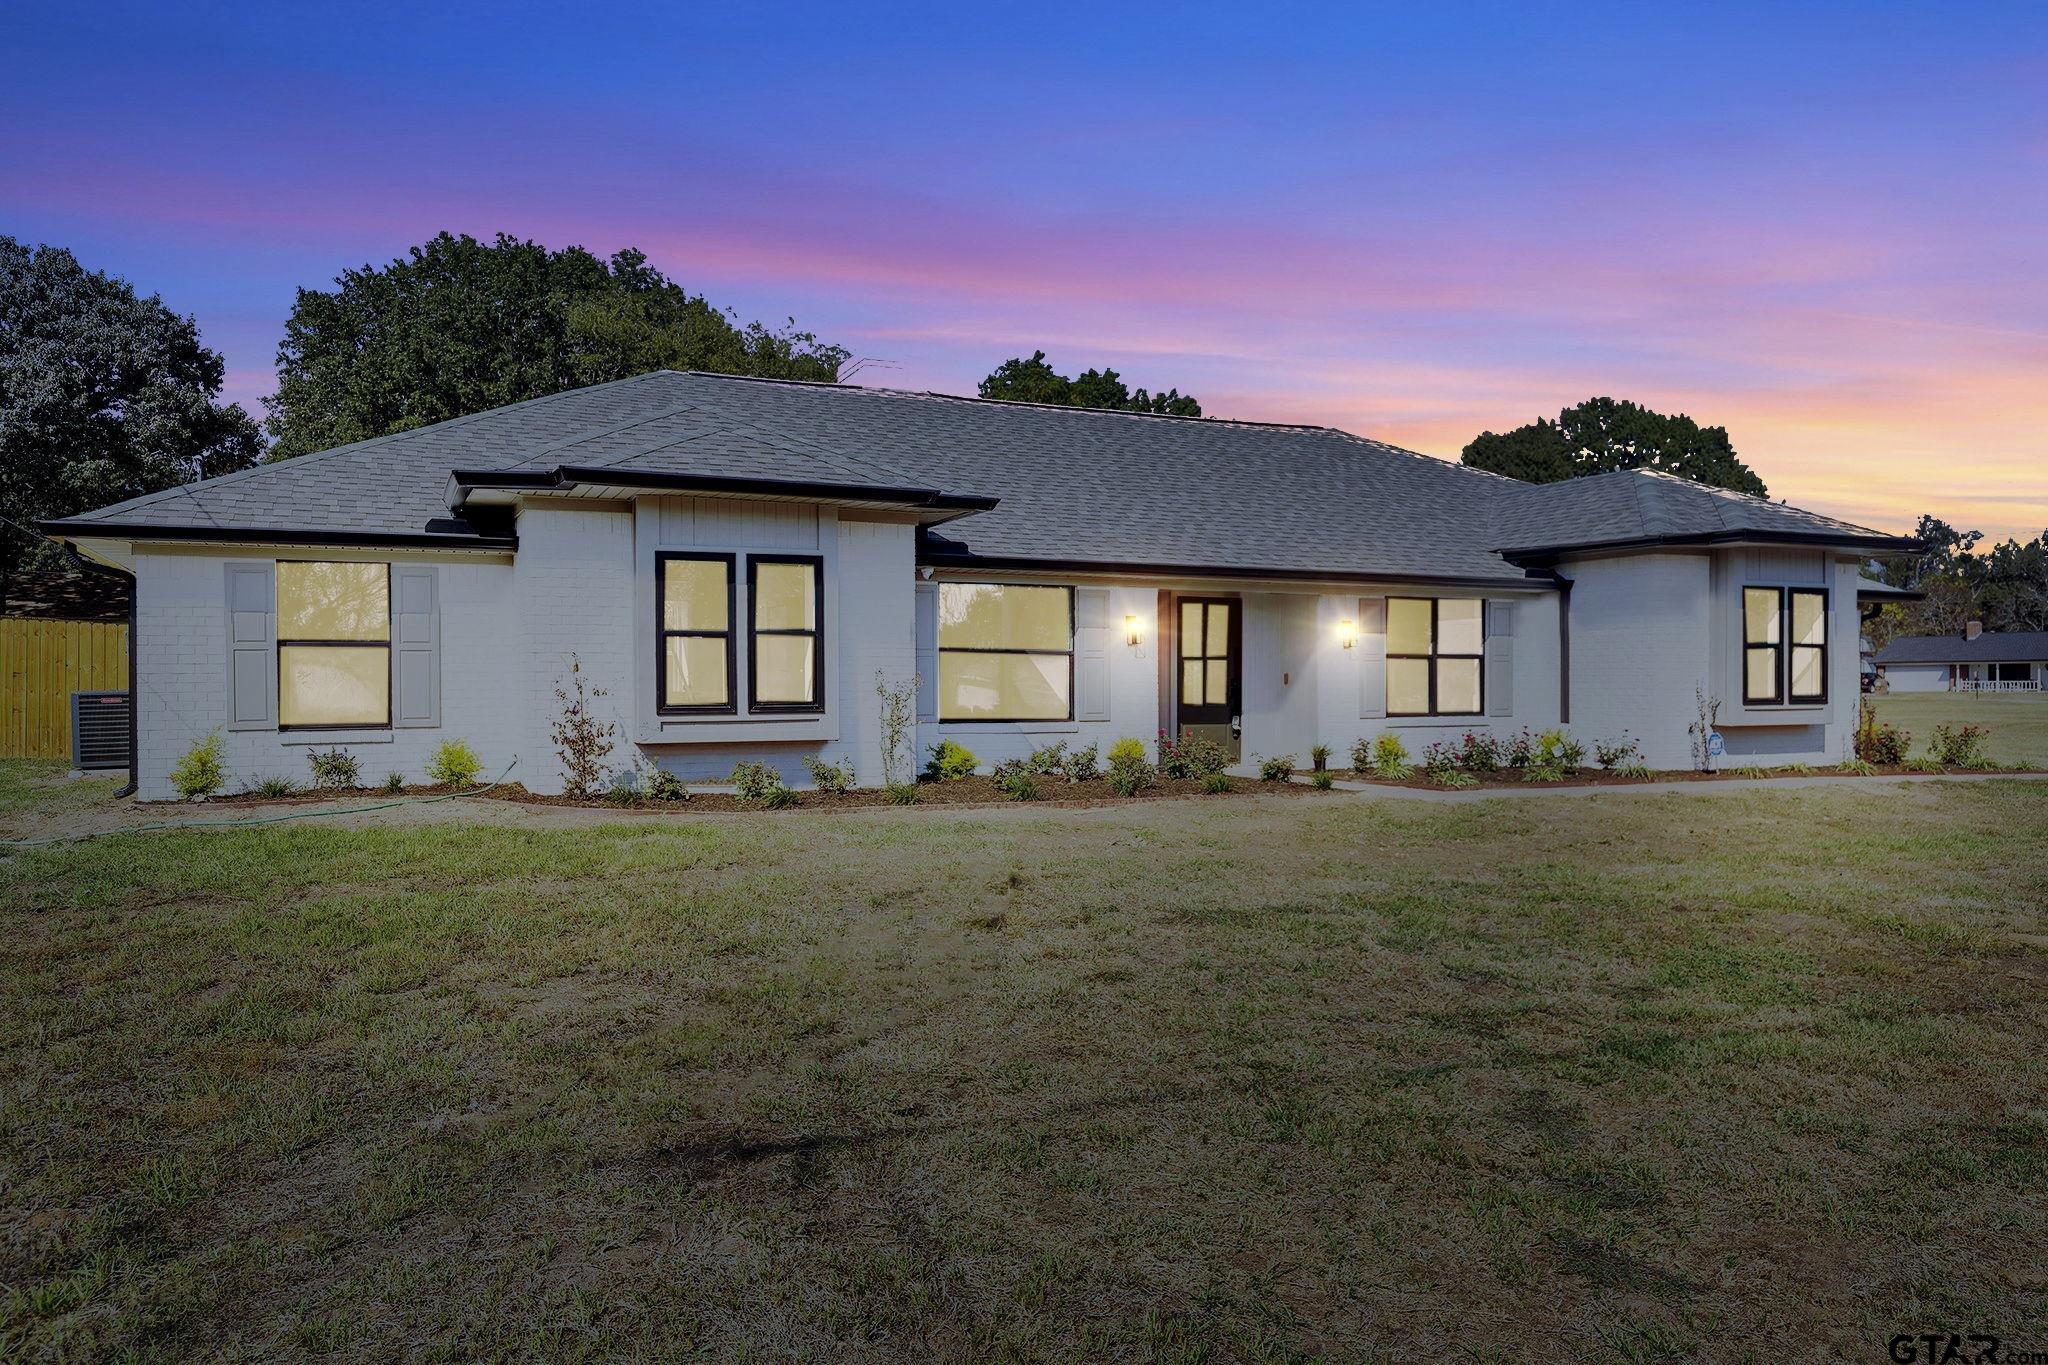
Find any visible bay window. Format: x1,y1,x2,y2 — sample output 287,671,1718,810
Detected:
278,561,390,728
1386,596,1483,717
748,556,822,710
937,583,1073,721
1745,586,1828,705
658,553,735,712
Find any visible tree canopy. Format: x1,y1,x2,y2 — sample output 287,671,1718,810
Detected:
1868,514,2048,646
265,233,849,459
0,236,262,575
978,350,1201,416
1460,397,1768,496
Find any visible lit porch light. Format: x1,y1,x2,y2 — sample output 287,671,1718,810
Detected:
1125,613,1143,646
1338,617,1357,649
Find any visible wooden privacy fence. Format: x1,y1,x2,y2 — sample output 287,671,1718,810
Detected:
1,619,129,760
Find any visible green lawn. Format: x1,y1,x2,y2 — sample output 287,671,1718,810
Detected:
3,766,2045,1359
1871,691,2048,766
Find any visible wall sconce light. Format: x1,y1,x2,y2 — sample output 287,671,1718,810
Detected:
1338,617,1357,649
1125,613,1142,646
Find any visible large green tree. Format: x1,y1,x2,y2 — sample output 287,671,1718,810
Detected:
265,233,849,459
1461,397,1768,496
978,350,1201,416
0,236,262,575
1868,513,2048,644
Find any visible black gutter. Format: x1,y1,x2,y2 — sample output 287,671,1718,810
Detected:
117,562,137,798
452,465,1001,512
1497,529,1923,567
917,549,1561,592
1555,572,1572,726
37,521,518,551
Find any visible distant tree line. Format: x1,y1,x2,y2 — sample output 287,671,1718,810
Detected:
977,350,1201,416
1868,515,2048,647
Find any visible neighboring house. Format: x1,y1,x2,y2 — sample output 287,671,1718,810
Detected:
0,566,131,761
1873,623,2047,692
40,371,1918,798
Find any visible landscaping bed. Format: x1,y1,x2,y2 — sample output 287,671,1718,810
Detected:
1306,761,2045,790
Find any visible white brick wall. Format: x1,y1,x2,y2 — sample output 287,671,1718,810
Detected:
515,503,638,793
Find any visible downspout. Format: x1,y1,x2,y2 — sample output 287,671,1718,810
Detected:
117,563,137,798
1555,572,1573,726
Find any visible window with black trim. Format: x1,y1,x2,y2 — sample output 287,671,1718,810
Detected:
937,583,1074,721
748,556,823,711
277,560,390,728
1744,587,1828,705
657,553,735,713
1385,597,1483,717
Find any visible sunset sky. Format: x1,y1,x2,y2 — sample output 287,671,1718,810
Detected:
6,1,2043,541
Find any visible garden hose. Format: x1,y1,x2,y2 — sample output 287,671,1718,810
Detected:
0,757,519,851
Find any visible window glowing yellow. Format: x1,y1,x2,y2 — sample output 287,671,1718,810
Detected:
1387,598,1433,655
279,645,389,727
754,635,816,705
940,584,1070,651
664,636,728,708
663,559,729,631
938,653,1069,720
754,561,816,631
278,561,387,640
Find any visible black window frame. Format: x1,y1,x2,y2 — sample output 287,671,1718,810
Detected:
276,558,392,731
935,582,1077,724
656,551,737,716
1743,586,1829,706
746,554,825,714
1385,596,1485,718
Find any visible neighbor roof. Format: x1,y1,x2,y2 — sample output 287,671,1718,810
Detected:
43,370,1914,584
1873,631,2048,665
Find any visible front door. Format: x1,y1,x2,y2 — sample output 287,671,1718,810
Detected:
1176,596,1241,761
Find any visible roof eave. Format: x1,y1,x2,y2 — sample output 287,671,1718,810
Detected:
36,519,518,552
448,465,1000,515
918,547,1558,591
1497,529,1923,567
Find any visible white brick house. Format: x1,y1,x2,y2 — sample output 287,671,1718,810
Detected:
43,371,1917,797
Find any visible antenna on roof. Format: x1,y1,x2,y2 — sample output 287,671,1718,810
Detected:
837,356,896,384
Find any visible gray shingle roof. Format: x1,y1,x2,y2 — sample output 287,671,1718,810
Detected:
1874,631,2048,665
46,370,1912,583
1491,467,1904,560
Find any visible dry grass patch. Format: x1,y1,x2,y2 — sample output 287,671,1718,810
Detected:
2,776,2044,1360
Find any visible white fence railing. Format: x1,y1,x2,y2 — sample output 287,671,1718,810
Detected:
1954,679,2041,693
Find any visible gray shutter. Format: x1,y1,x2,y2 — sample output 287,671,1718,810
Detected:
392,565,440,727
1486,599,1515,717
225,561,276,731
1076,587,1111,721
914,581,938,722
1357,596,1387,720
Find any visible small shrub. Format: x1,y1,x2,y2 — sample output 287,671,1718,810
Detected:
306,747,360,790
1617,763,1654,779
803,753,855,794
760,784,799,809
1309,769,1336,790
248,775,296,798
171,730,227,800
1025,741,1068,775
1528,730,1581,776
1256,753,1295,782
427,739,483,788
1594,736,1640,770
1430,768,1477,788
382,771,404,793
875,673,919,787
886,782,921,805
1459,730,1502,773
1929,723,1989,768
729,760,783,802
642,767,689,802
1557,735,1586,773
998,769,1041,801
1421,741,1457,780
1523,763,1567,782
1904,757,1945,774
1854,699,1909,765
1061,743,1100,783
604,776,640,807
1349,737,1374,773
551,655,617,799
1309,743,1330,772
1837,758,1878,776
1106,740,1155,796
1200,771,1231,794
923,739,978,782
1372,733,1410,779
1158,727,1229,780
1505,729,1536,768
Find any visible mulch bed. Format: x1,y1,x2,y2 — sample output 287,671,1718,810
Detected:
1307,763,2044,790
186,774,1314,812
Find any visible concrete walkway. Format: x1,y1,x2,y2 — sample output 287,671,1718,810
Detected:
1290,770,2048,803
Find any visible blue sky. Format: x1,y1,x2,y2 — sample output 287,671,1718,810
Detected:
5,0,2044,536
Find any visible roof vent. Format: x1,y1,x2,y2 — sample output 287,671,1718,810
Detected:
71,690,131,770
